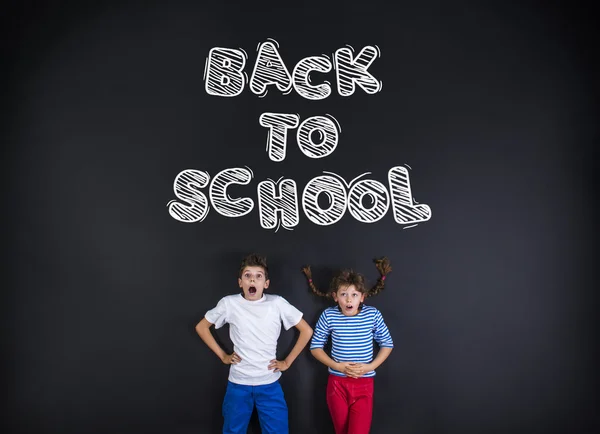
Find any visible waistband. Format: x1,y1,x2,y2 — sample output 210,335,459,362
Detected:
328,374,374,385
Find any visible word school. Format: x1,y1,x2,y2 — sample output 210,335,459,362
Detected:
167,166,431,230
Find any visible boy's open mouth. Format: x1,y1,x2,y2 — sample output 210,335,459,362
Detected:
345,304,353,310
249,286,257,295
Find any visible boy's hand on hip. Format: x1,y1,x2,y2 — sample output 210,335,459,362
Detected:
268,359,289,372
222,352,241,365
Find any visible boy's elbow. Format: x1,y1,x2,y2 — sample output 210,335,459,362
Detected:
296,319,313,337
305,326,313,338
195,318,211,334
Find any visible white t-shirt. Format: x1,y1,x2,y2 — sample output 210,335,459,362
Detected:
205,293,303,386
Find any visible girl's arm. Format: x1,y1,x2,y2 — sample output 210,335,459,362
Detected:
268,318,313,372
346,346,393,377
309,310,355,375
367,346,393,371
311,348,357,376
311,348,339,370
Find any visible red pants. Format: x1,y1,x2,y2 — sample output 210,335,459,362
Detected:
326,374,374,434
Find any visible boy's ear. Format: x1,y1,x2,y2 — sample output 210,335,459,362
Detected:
264,279,270,289
238,278,242,288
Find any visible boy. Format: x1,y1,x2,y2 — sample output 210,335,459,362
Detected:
196,253,313,434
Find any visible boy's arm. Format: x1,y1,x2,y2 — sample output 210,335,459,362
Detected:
195,318,241,365
268,318,313,372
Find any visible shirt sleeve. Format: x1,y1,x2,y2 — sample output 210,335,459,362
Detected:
204,297,229,329
310,310,331,350
276,296,304,330
373,308,394,348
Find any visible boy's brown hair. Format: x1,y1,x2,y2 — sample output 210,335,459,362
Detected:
239,253,269,280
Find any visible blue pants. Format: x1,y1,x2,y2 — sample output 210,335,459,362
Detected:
222,380,288,434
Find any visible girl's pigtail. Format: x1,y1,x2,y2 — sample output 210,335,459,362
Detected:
368,257,392,296
302,265,330,298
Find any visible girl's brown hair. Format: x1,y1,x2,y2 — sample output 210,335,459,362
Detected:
301,257,392,299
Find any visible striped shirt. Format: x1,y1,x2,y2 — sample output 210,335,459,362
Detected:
310,305,394,377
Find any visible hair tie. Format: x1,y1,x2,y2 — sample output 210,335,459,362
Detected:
308,279,312,282
381,275,386,281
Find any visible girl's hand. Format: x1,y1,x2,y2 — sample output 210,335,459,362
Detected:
336,362,360,377
346,363,371,378
268,359,289,372
222,352,242,365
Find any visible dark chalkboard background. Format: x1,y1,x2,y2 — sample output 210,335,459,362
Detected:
3,1,597,433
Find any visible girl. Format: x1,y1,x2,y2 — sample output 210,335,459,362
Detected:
303,258,394,434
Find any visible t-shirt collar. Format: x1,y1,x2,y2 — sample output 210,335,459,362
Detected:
239,293,267,303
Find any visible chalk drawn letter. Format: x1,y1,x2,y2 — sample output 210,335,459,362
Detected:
292,56,332,100
302,174,347,226
388,166,432,224
334,46,381,96
205,48,247,97
297,116,339,159
250,41,292,96
259,113,300,162
257,179,300,230
210,168,254,217
168,169,211,223
347,179,390,223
